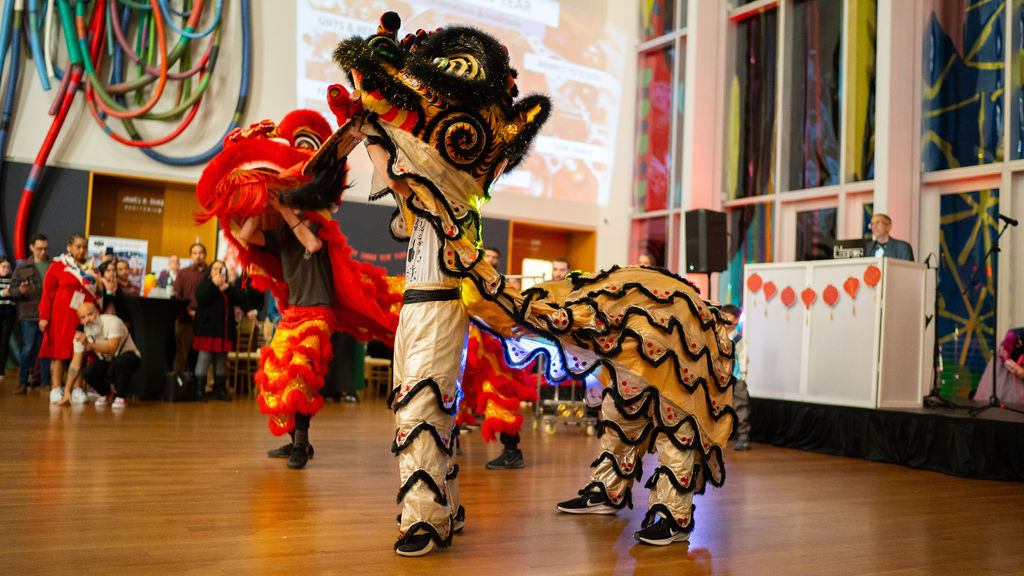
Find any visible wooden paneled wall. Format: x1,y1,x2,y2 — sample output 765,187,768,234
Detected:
88,173,219,269
508,222,596,275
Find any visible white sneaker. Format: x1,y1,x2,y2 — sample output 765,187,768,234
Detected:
86,388,100,402
95,393,114,406
49,387,63,403
71,388,88,404
112,397,127,408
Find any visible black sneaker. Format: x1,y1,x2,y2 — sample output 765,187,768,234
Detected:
734,438,751,451
485,449,525,470
633,518,689,546
267,443,315,458
395,533,434,557
556,492,617,514
287,444,310,469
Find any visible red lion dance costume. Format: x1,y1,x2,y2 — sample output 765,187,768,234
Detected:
306,12,735,555
195,109,400,441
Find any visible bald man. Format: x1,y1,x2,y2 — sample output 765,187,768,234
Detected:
70,302,141,408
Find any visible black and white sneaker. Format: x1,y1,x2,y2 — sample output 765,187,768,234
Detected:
633,518,690,545
556,492,618,514
395,533,434,557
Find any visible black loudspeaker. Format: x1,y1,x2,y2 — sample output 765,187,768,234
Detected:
685,209,729,274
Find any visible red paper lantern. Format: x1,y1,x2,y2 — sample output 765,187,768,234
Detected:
864,265,882,287
843,277,860,299
780,286,796,308
801,288,816,309
746,273,763,293
822,285,839,307
763,281,778,302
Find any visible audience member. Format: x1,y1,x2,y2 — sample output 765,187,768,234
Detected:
976,326,1024,406
637,252,654,267
172,243,208,374
96,260,121,315
0,257,15,382
40,233,99,405
721,304,751,450
11,234,51,393
866,213,915,261
116,259,140,296
483,246,502,272
157,255,180,289
69,301,141,408
552,257,571,281
192,260,243,401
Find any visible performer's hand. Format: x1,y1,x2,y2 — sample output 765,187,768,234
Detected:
39,319,48,332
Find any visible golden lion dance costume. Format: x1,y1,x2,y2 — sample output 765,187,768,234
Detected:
195,109,401,440
313,12,734,554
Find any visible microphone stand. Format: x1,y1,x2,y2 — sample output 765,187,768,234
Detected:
962,220,1024,417
922,253,959,410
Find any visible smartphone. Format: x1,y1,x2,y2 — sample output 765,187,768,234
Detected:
105,246,115,256
76,323,84,331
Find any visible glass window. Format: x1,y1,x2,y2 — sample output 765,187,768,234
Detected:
846,0,877,182
635,46,676,213
725,7,778,200
795,207,837,261
787,0,843,190
923,0,1005,171
640,0,677,43
720,202,772,305
937,188,1000,397
630,216,668,269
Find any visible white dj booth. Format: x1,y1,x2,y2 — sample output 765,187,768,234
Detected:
742,258,932,409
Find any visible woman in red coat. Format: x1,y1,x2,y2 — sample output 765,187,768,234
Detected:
39,233,98,404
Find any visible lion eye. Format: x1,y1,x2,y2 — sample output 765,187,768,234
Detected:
433,53,484,80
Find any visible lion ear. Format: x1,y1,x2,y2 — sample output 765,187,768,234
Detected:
502,94,551,170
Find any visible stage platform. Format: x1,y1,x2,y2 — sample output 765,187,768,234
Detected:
750,396,1024,482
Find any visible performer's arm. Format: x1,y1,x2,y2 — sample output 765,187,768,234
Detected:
237,216,266,246
276,205,323,254
366,143,412,199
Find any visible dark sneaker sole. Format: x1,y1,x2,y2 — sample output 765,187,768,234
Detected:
485,461,525,470
634,531,690,546
556,504,618,514
395,539,435,557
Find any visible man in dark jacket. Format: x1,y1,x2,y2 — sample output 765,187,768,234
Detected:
10,234,51,393
865,213,915,261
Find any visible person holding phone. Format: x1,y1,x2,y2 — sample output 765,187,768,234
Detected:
10,234,51,393
191,260,244,402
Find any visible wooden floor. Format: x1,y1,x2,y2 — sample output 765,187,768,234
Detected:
2,380,1023,576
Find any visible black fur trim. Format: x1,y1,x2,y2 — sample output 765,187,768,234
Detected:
405,26,514,110
504,93,552,170
396,469,448,506
333,38,420,111
643,464,702,495
642,503,696,533
589,451,644,481
388,378,458,416
395,521,453,551
279,157,350,211
392,422,456,457
595,419,655,448
579,481,632,510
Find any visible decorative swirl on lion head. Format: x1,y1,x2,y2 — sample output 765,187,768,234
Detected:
332,11,551,195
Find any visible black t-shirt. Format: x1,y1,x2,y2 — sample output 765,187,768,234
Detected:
263,223,334,308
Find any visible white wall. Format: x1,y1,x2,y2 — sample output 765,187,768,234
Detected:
5,1,637,269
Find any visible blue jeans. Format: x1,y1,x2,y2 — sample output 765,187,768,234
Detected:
18,321,48,387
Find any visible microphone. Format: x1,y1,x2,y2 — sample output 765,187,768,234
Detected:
998,213,1019,227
